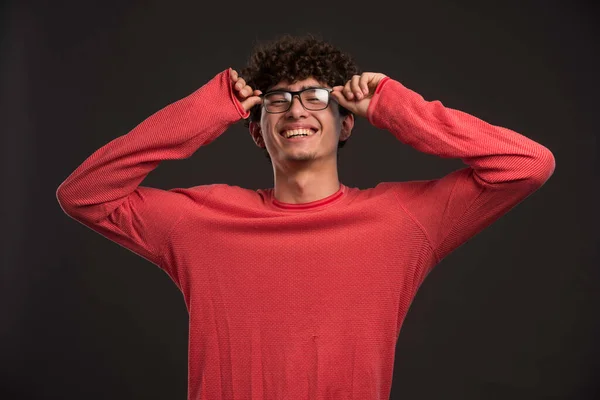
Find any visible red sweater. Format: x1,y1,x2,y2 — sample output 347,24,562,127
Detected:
56,69,555,399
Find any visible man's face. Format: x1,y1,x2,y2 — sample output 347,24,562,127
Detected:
249,77,353,167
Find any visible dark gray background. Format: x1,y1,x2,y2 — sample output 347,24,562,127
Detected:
1,0,598,399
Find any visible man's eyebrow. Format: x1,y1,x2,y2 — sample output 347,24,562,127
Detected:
270,85,324,91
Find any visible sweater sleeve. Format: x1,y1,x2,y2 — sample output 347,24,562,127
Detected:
56,68,248,276
367,78,555,268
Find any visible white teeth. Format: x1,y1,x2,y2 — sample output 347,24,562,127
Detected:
282,129,315,138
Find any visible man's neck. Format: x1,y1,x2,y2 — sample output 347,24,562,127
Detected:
272,164,341,204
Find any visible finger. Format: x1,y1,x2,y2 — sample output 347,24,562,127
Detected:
235,78,246,91
343,80,354,100
230,68,238,82
329,88,340,102
359,74,370,95
241,95,263,112
330,88,349,107
241,84,259,98
240,84,256,98
351,75,362,99
250,95,263,107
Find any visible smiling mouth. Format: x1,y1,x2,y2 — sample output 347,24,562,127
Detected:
279,128,319,139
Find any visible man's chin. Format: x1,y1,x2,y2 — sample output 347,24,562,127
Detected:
285,154,317,163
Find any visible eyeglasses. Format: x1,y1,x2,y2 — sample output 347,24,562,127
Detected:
261,87,333,114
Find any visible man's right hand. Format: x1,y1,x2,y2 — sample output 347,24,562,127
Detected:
230,68,263,112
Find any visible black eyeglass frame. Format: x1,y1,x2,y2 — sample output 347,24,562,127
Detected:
259,87,335,114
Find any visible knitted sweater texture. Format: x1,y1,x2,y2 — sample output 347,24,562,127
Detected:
56,69,555,399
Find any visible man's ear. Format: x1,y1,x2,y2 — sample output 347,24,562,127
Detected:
249,121,265,148
339,113,354,141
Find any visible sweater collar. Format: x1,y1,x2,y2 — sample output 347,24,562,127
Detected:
265,184,347,212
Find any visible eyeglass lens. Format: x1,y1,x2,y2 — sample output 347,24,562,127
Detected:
264,89,329,112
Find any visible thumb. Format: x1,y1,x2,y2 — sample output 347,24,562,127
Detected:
240,90,263,112
330,87,350,108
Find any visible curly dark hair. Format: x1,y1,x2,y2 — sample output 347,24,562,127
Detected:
239,33,362,163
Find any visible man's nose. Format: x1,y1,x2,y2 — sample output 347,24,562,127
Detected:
286,95,309,117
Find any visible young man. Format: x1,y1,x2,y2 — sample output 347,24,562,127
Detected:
56,34,555,399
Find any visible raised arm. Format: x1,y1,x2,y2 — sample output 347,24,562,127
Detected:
56,68,255,280
367,77,555,269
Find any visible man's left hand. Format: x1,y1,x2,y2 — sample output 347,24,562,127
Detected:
330,72,388,118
